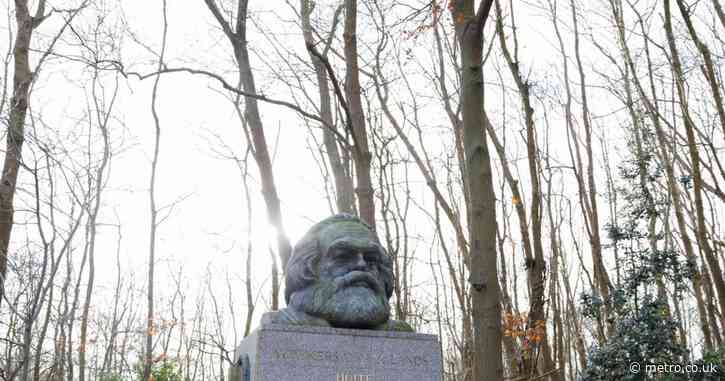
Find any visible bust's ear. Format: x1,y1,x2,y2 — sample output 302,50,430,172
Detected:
377,247,395,298
315,238,323,259
285,238,323,303
309,245,321,275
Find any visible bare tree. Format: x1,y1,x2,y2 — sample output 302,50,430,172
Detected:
298,0,355,214
449,1,502,380
1,0,49,311
143,1,168,379
663,0,725,330
202,0,293,277
79,59,117,381
341,0,376,228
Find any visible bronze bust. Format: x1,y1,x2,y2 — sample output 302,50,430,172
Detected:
263,214,412,331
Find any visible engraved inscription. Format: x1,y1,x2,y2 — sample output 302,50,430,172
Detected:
273,350,430,369
337,374,371,381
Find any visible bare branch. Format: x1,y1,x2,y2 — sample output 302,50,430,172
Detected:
476,0,494,31
203,0,236,40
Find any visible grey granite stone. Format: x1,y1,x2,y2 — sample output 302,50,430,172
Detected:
229,324,443,381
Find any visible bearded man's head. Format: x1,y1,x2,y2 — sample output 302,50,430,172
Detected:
284,214,394,329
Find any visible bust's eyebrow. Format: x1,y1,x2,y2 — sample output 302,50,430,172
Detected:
328,241,353,251
327,240,383,254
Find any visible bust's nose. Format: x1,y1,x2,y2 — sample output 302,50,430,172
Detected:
351,251,368,270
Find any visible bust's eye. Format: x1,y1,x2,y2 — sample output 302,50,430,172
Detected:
363,250,378,262
333,247,351,258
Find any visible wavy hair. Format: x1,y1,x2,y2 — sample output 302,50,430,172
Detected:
284,214,394,304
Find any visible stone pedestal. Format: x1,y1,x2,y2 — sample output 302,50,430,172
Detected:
228,324,443,381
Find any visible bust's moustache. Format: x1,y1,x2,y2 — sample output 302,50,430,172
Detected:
333,270,384,295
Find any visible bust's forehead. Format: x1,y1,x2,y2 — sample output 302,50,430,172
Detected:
318,220,379,250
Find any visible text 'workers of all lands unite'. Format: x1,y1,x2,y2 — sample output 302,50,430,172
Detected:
629,362,720,376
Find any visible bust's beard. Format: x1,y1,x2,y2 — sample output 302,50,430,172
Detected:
289,273,390,329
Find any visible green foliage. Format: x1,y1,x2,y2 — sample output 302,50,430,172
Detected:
99,361,185,381
582,120,693,312
133,360,184,381
579,293,605,320
691,348,725,381
581,298,687,380
98,373,126,381
148,362,183,381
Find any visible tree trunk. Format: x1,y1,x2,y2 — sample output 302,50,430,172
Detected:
674,0,725,138
203,0,293,273
493,0,553,376
0,0,47,310
144,2,168,379
662,0,725,330
300,0,355,214
713,0,725,28
661,0,715,350
80,71,114,381
343,0,375,229
450,1,502,380
568,0,612,324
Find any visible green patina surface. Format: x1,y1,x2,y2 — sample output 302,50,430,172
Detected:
318,221,378,250
375,319,414,332
276,214,413,332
